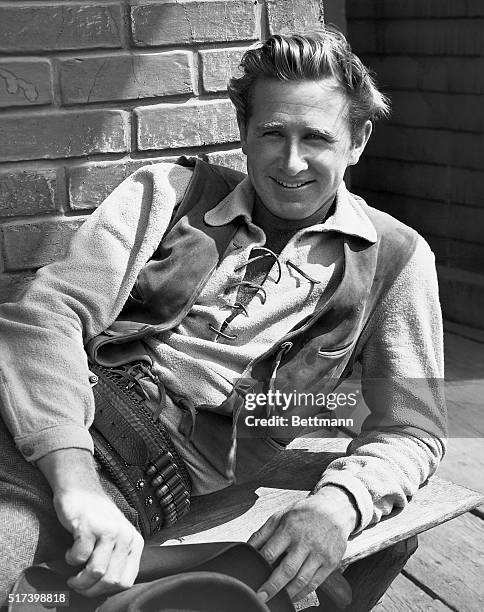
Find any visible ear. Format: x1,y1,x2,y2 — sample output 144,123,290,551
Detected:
237,114,248,155
348,120,372,167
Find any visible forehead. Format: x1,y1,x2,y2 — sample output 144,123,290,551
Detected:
249,77,351,132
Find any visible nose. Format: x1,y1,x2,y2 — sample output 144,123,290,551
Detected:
281,140,308,175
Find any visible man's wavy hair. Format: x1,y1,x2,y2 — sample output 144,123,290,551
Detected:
227,28,390,140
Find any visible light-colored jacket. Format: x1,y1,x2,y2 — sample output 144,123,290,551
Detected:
0,162,447,532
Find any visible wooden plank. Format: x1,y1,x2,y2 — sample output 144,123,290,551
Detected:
404,512,484,612
439,269,484,332
343,476,483,565
158,439,345,544
444,331,484,381
362,55,484,95
349,19,484,56
446,383,483,436
347,0,484,19
322,0,347,34
433,439,484,516
389,91,484,133
350,189,484,246
423,234,484,276
156,438,484,567
439,331,484,511
373,573,453,612
444,320,484,344
352,157,484,209
363,125,484,171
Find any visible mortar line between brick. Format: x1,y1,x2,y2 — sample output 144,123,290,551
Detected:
0,143,243,169
0,1,124,5
120,0,131,49
1,91,231,113
0,144,238,167
47,54,63,108
0,213,90,231
0,39,260,59
192,48,201,97
56,166,69,214
130,105,138,156
176,0,195,44
259,1,270,41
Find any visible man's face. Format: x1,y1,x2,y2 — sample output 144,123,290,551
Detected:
239,77,372,220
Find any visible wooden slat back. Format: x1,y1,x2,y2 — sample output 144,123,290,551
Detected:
153,438,484,563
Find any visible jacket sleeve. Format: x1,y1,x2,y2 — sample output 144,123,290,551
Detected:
314,236,447,532
0,163,192,463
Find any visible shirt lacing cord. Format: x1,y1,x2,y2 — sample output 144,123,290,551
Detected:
208,247,322,342
234,247,283,283
286,260,322,285
208,247,281,342
112,363,198,441
110,362,167,421
225,342,294,482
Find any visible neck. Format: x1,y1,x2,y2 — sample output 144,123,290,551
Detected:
252,196,335,232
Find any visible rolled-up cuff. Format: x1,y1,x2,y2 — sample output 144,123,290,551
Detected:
315,471,375,534
14,424,94,462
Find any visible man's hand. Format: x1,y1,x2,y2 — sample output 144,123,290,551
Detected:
37,448,144,598
248,485,357,604
54,488,144,597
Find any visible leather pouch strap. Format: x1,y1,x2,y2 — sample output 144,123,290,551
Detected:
89,361,191,538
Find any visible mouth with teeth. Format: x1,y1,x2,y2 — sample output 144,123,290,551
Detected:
272,178,314,189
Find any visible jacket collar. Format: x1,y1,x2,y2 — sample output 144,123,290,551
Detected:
204,177,377,244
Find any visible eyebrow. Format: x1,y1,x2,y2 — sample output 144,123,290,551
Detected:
255,121,337,141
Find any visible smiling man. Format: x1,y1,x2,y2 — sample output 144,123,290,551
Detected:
0,29,446,609
239,77,371,221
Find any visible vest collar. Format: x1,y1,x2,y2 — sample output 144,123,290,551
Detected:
204,177,255,227
204,178,377,244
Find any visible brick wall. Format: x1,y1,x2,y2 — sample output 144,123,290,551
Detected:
0,0,345,302
347,0,484,330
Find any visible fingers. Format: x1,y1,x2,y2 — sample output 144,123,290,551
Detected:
67,527,143,597
247,512,282,551
65,526,96,567
53,488,145,598
257,546,306,603
291,569,352,609
258,527,291,567
250,498,350,605
253,526,347,604
285,555,324,602
67,535,117,591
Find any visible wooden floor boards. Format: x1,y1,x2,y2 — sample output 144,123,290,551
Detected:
381,330,484,611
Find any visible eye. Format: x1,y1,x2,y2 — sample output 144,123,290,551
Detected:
305,133,326,142
263,130,282,138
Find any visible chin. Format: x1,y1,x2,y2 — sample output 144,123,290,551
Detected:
274,205,312,220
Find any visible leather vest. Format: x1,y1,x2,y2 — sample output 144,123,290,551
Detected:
88,156,418,423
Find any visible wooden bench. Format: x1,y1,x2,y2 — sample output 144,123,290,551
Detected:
153,437,484,610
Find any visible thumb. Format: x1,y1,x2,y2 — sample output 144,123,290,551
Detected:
65,530,96,566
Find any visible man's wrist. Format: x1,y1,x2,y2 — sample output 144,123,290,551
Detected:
310,484,360,535
37,448,103,495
